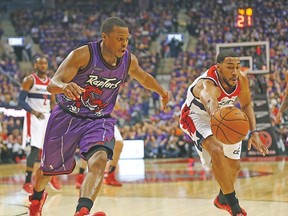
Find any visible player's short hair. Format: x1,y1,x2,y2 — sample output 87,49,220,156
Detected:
216,49,239,63
101,17,128,34
32,54,47,65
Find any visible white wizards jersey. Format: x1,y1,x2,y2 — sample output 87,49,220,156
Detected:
181,65,241,117
26,73,51,113
179,65,243,165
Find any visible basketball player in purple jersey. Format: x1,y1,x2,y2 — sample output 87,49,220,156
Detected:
76,98,125,189
28,17,170,216
179,49,268,216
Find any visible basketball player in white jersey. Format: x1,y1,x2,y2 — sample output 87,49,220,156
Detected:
19,55,61,194
180,49,268,216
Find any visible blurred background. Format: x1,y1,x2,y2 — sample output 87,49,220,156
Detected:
0,0,287,164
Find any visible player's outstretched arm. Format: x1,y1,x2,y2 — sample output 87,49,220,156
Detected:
237,73,256,132
128,54,170,111
238,72,268,155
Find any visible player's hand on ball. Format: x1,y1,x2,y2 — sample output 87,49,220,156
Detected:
248,132,269,156
210,106,249,144
161,91,171,112
62,82,86,100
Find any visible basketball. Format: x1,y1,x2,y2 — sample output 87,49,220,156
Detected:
210,106,250,144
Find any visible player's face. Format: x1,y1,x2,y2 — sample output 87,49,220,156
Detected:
34,58,48,74
102,26,129,58
217,57,241,88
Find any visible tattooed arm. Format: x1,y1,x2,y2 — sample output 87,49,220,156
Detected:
194,79,221,116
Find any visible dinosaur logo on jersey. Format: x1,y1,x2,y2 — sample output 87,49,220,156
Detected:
76,85,107,111
66,75,122,116
66,85,108,115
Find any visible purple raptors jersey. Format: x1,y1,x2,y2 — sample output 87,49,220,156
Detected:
58,41,131,118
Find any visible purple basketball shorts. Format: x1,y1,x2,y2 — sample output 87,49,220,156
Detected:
40,105,116,175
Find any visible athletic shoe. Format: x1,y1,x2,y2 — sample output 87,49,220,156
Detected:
49,176,61,191
75,174,85,189
231,206,247,216
22,182,33,195
74,207,106,216
213,195,232,215
234,207,247,216
28,190,48,216
103,171,122,187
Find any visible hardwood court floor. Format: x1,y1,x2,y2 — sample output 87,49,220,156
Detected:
0,156,288,216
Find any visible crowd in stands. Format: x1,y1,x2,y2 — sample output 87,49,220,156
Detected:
177,0,288,143
0,0,287,163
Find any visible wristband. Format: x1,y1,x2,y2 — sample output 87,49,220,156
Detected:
19,90,33,112
248,130,259,139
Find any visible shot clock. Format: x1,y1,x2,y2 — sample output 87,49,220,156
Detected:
235,8,253,28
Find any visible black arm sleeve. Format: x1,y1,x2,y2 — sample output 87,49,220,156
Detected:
18,90,33,112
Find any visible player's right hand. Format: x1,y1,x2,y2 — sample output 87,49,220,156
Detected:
62,82,86,100
32,110,45,119
248,132,269,156
161,91,171,112
275,111,282,124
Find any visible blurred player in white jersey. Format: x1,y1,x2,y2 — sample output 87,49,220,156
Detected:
19,55,61,194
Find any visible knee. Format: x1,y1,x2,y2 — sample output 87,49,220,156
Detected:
88,150,108,171
203,140,225,164
210,147,225,162
205,141,224,159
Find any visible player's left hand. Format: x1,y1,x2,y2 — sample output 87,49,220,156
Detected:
161,91,171,112
248,132,269,156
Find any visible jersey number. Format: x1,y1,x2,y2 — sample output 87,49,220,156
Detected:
43,95,48,105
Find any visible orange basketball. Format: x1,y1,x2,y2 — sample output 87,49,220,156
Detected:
210,106,250,144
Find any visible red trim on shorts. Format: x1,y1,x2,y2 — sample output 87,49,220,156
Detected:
27,112,31,137
42,160,76,176
180,104,196,137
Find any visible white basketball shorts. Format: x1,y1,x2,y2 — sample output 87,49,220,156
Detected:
180,113,242,166
22,112,50,149
114,125,123,141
